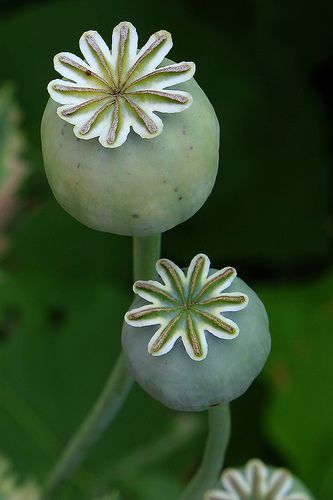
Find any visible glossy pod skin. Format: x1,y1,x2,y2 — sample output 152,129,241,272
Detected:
122,275,271,412
41,75,219,237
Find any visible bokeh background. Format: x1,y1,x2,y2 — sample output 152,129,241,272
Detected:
0,0,332,498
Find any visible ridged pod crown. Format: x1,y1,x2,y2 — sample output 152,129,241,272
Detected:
204,458,314,500
47,22,196,147
125,254,249,361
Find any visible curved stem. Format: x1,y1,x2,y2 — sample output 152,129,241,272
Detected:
181,404,231,500
42,234,161,499
42,355,132,499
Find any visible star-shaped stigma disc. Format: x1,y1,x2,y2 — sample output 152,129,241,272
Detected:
204,459,312,500
125,254,249,361
47,21,195,148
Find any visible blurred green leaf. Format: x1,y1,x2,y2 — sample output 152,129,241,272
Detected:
261,269,333,499
0,201,132,492
119,470,182,500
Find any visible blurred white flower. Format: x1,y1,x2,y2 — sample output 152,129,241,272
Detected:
0,454,40,500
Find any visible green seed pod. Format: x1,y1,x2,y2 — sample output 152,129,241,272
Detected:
41,22,219,236
204,458,314,500
122,254,271,412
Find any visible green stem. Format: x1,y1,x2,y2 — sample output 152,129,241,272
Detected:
181,404,231,500
133,235,161,280
42,355,132,499
42,234,161,499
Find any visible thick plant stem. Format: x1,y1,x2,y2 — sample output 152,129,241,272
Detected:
42,234,161,499
133,234,161,280
181,404,231,500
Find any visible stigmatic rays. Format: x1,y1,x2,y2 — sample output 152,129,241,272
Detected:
125,254,249,361
48,22,195,148
204,459,312,500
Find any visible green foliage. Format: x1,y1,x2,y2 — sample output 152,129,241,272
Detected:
261,271,333,499
0,1,332,499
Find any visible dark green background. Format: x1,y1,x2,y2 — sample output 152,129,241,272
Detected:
0,1,332,498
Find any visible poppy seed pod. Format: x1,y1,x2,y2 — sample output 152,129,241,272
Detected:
41,22,219,236
204,459,314,500
122,254,271,412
